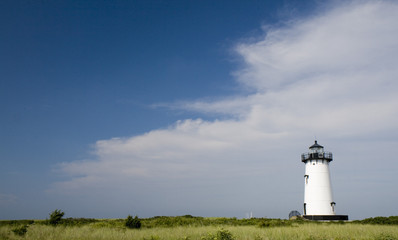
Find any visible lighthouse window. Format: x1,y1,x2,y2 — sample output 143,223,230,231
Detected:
331,202,336,213
303,203,307,215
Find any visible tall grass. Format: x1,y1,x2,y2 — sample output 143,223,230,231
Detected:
1,222,398,240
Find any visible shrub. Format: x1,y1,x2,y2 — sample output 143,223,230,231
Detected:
258,219,291,228
60,218,98,226
354,216,398,225
0,220,34,226
145,215,205,228
12,225,28,236
126,215,141,229
201,228,235,240
216,228,235,240
49,209,65,226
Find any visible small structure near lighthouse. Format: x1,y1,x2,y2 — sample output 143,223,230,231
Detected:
301,141,348,220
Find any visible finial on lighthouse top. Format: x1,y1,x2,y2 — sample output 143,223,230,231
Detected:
309,140,323,149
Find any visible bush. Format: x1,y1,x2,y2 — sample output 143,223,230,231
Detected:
216,228,235,240
145,216,206,228
201,228,235,240
49,209,65,226
12,225,28,236
258,219,291,227
60,218,98,226
0,220,34,226
357,216,398,225
125,215,141,229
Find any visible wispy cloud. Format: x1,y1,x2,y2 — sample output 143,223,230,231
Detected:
52,1,398,218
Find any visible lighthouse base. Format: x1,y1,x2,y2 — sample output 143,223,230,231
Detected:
303,215,348,221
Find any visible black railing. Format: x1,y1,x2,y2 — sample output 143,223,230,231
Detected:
301,152,333,162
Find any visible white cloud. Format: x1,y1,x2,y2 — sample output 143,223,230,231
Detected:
52,1,398,219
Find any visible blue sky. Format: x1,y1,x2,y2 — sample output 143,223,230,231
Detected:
1,0,398,220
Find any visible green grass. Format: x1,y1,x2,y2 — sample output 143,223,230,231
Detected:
1,221,398,240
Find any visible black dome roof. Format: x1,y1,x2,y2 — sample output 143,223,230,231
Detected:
309,140,323,149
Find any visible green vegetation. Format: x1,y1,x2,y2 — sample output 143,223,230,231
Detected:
49,209,64,226
0,220,34,227
353,216,398,225
1,215,398,240
11,225,28,236
201,228,235,240
54,217,99,226
126,215,142,229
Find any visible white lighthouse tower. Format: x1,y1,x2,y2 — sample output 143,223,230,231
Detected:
301,141,348,220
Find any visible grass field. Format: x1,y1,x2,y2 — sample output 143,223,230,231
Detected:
1,217,398,240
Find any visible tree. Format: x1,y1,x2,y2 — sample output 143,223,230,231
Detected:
49,209,65,226
125,215,141,229
12,225,28,236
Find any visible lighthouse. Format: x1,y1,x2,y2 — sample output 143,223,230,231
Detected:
301,141,348,220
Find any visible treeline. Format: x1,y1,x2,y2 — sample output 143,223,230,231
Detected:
0,218,98,227
141,215,293,228
2,215,398,228
0,215,296,228
0,220,34,226
353,216,398,225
